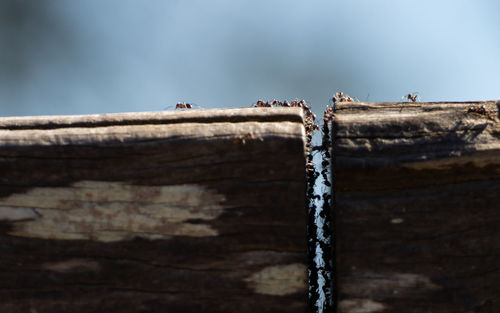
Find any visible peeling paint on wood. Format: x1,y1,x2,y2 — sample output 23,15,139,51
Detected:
0,181,226,241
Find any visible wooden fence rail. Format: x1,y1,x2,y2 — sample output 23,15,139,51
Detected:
2,100,498,313
333,101,500,313
0,108,308,313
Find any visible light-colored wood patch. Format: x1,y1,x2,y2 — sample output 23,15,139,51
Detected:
244,263,306,296
0,206,39,221
338,299,387,313
0,181,226,242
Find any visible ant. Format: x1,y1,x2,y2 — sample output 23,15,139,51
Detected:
331,92,355,104
467,105,495,120
175,102,195,109
402,93,420,103
290,99,308,108
323,106,335,122
271,100,283,107
234,133,256,145
306,161,315,173
254,100,272,107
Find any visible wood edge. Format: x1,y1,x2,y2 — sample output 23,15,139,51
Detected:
0,108,304,130
0,121,307,149
335,100,499,111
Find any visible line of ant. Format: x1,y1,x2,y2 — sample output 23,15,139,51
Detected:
332,91,421,104
173,91,421,111
467,104,496,121
253,99,318,143
331,91,357,104
313,96,336,313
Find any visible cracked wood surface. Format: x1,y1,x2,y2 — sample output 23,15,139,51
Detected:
334,101,500,313
0,108,308,313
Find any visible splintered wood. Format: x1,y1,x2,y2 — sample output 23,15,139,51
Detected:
333,101,500,313
0,108,308,313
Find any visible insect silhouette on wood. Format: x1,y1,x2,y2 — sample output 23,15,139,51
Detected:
289,99,317,122
254,100,272,107
402,93,420,102
271,100,283,107
233,133,257,145
175,102,194,109
306,161,316,173
331,92,356,104
467,105,495,120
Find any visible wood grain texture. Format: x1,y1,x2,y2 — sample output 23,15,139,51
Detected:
333,101,500,313
0,108,308,313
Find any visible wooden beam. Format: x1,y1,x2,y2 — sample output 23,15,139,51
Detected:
333,101,500,313
0,108,308,313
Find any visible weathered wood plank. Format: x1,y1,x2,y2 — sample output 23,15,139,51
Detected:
334,101,500,313
0,108,308,313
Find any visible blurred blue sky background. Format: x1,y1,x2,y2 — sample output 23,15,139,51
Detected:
1,0,499,117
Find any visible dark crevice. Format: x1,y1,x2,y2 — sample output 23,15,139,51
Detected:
305,118,320,313
304,101,335,313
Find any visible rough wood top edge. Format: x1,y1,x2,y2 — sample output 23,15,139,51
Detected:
0,108,304,130
0,121,306,147
335,100,500,111
333,99,499,142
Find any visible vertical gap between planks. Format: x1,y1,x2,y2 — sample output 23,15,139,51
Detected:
306,102,335,313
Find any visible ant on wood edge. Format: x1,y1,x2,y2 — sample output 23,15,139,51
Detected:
402,93,420,102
